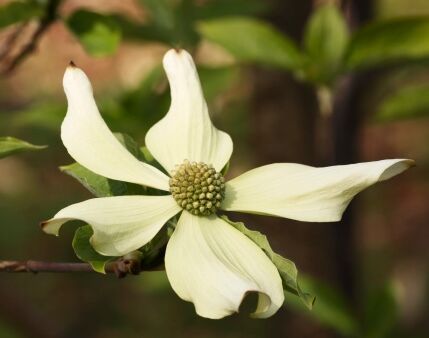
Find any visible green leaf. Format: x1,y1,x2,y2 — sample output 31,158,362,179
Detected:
284,276,359,336
7,102,65,131
0,1,43,28
138,0,199,47
67,9,121,56
140,146,156,164
303,3,349,84
220,161,230,176
363,283,397,338
139,0,175,30
104,65,170,136
198,65,239,102
139,225,172,270
114,132,142,159
198,17,303,71
111,15,171,43
72,225,115,273
194,0,268,20
222,216,315,309
0,137,46,159
376,84,429,121
60,162,127,197
346,17,429,70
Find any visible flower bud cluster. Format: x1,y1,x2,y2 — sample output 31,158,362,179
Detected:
169,160,225,216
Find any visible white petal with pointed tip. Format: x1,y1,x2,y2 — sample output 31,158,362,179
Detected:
165,211,284,319
41,195,181,256
222,159,413,222
62,66,170,191
145,49,233,175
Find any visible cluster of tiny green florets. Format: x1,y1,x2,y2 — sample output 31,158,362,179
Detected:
169,160,225,216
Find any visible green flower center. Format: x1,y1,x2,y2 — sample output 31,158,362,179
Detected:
169,160,225,216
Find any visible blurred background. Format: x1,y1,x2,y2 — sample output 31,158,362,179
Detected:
0,0,428,337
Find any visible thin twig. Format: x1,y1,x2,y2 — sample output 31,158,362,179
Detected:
0,0,62,74
0,259,162,277
0,23,28,61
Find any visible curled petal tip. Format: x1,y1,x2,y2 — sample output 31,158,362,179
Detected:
63,63,93,96
39,219,60,236
406,159,416,168
163,48,192,64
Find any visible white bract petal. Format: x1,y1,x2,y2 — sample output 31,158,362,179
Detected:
62,65,170,191
222,159,414,222
41,195,181,256
145,49,233,175
165,211,284,319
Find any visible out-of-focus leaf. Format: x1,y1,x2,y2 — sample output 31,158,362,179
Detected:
0,1,43,28
7,102,64,131
72,225,115,273
60,162,127,197
376,84,429,121
67,9,121,56
174,0,200,47
0,318,23,338
345,17,429,70
104,63,239,137
198,66,239,102
194,0,268,20
102,65,169,136
363,283,397,338
284,276,359,336
139,0,175,29
0,137,46,159
303,3,349,84
138,0,198,47
222,216,315,309
198,17,303,71
111,15,170,43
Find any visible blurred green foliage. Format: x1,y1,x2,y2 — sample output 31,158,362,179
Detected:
0,320,22,338
362,283,398,338
345,18,429,70
0,1,43,28
303,3,349,84
284,276,358,336
376,84,429,121
67,10,122,56
198,17,303,70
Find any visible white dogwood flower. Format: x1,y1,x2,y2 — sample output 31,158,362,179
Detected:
42,49,413,319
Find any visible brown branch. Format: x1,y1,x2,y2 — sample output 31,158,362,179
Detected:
0,0,62,75
0,23,28,61
0,259,162,277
